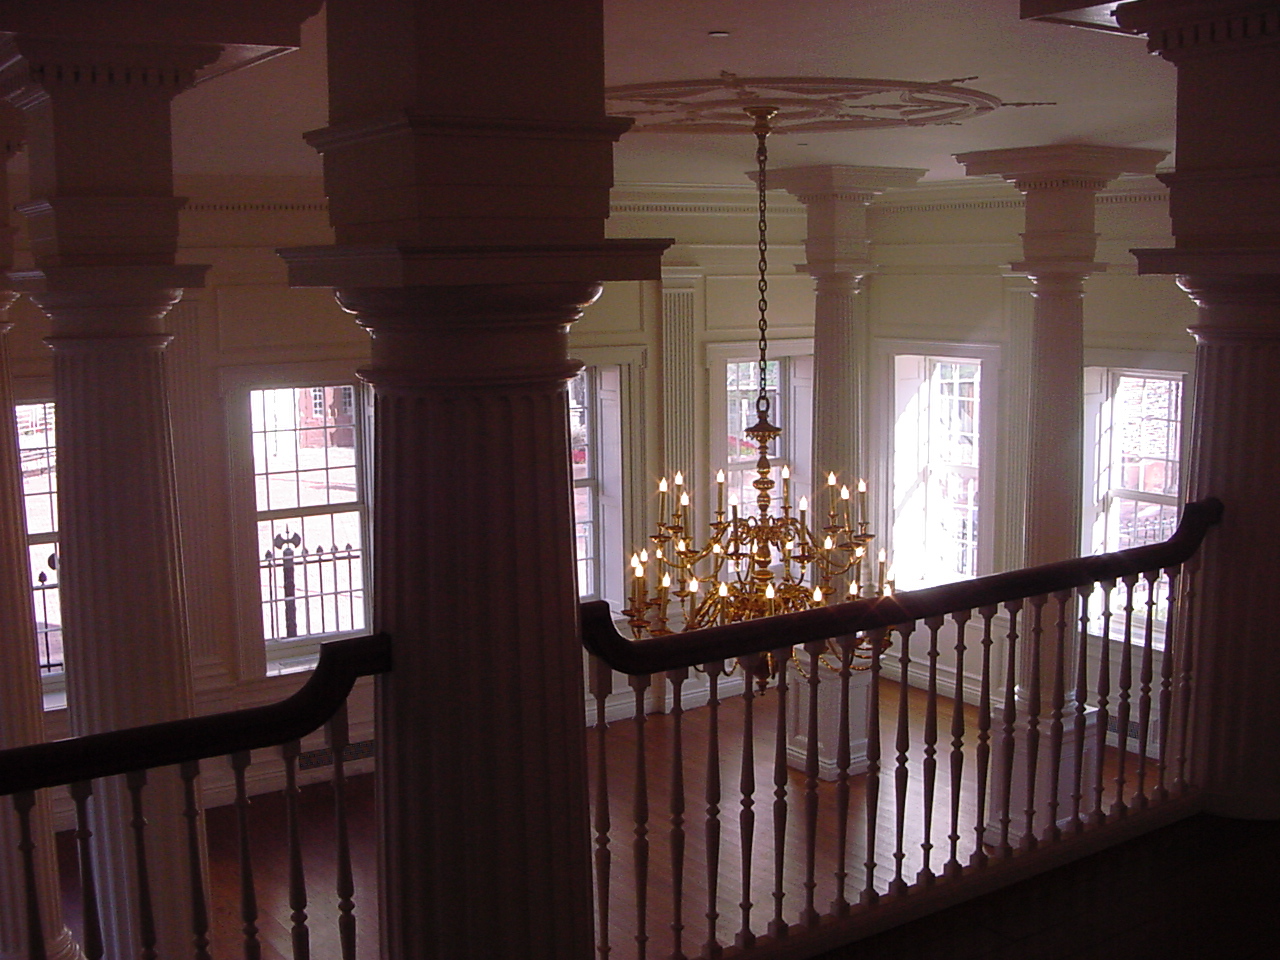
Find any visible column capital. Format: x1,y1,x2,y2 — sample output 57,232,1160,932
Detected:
660,261,704,286
960,143,1166,269
0,1,321,86
1114,0,1280,61
337,281,602,388
954,143,1167,184
764,164,924,279
0,35,220,111
766,164,927,205
10,264,206,338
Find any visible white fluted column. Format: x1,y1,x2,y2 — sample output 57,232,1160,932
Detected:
2,34,214,960
956,146,1166,566
956,146,1165,840
0,100,80,960
340,282,607,959
283,2,667,956
1172,273,1280,815
0,113,80,960
769,165,924,484
1116,0,1280,817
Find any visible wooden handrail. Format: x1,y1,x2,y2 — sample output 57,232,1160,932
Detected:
0,633,392,797
582,497,1224,676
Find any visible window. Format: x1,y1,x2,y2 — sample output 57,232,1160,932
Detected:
1086,370,1184,554
15,402,60,675
724,358,787,508
890,352,991,589
1083,366,1187,645
249,384,368,648
570,368,600,599
707,342,814,520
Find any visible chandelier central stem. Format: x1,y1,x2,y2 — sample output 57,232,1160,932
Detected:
623,102,886,682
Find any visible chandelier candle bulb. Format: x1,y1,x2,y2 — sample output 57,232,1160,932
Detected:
857,478,868,527
840,484,852,528
716,469,726,513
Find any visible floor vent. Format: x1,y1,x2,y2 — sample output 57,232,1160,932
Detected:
298,739,376,771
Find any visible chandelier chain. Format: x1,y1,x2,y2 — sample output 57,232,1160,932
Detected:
755,112,770,416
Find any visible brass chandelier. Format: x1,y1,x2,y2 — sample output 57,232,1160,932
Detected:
624,106,887,643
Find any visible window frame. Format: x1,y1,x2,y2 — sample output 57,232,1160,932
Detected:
223,362,373,678
12,389,65,703
1081,352,1193,651
569,346,646,616
874,339,1002,590
706,338,815,524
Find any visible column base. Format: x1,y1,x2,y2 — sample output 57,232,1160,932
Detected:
785,656,873,781
985,708,1101,847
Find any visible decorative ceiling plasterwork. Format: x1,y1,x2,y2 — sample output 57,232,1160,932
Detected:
606,72,1045,134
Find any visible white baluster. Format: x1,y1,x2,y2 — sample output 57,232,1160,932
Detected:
588,656,613,960
861,629,886,904
1113,575,1139,815
326,705,356,960
1044,590,1071,843
769,648,789,939
280,742,310,960
829,637,854,914
734,655,760,950
945,610,971,877
889,623,914,896
666,665,689,960
629,672,652,960
1135,570,1160,808
1021,596,1045,848
1072,586,1094,833
996,600,1022,858
700,662,726,958
1155,567,1181,801
1092,582,1116,823
179,761,211,960
801,640,823,927
228,754,260,960
917,616,942,884
971,606,998,866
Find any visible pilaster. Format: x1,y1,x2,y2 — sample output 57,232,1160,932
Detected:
659,263,701,498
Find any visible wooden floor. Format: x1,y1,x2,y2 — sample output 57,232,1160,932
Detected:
53,681,1203,960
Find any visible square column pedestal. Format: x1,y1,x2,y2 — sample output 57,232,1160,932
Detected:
984,709,1101,848
785,653,873,781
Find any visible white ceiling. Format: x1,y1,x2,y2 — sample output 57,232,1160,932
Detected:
166,1,1177,186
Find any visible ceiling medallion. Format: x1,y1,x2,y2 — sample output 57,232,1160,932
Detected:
606,71,1043,133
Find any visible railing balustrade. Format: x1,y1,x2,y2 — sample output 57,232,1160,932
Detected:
581,497,1222,960
0,634,390,960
